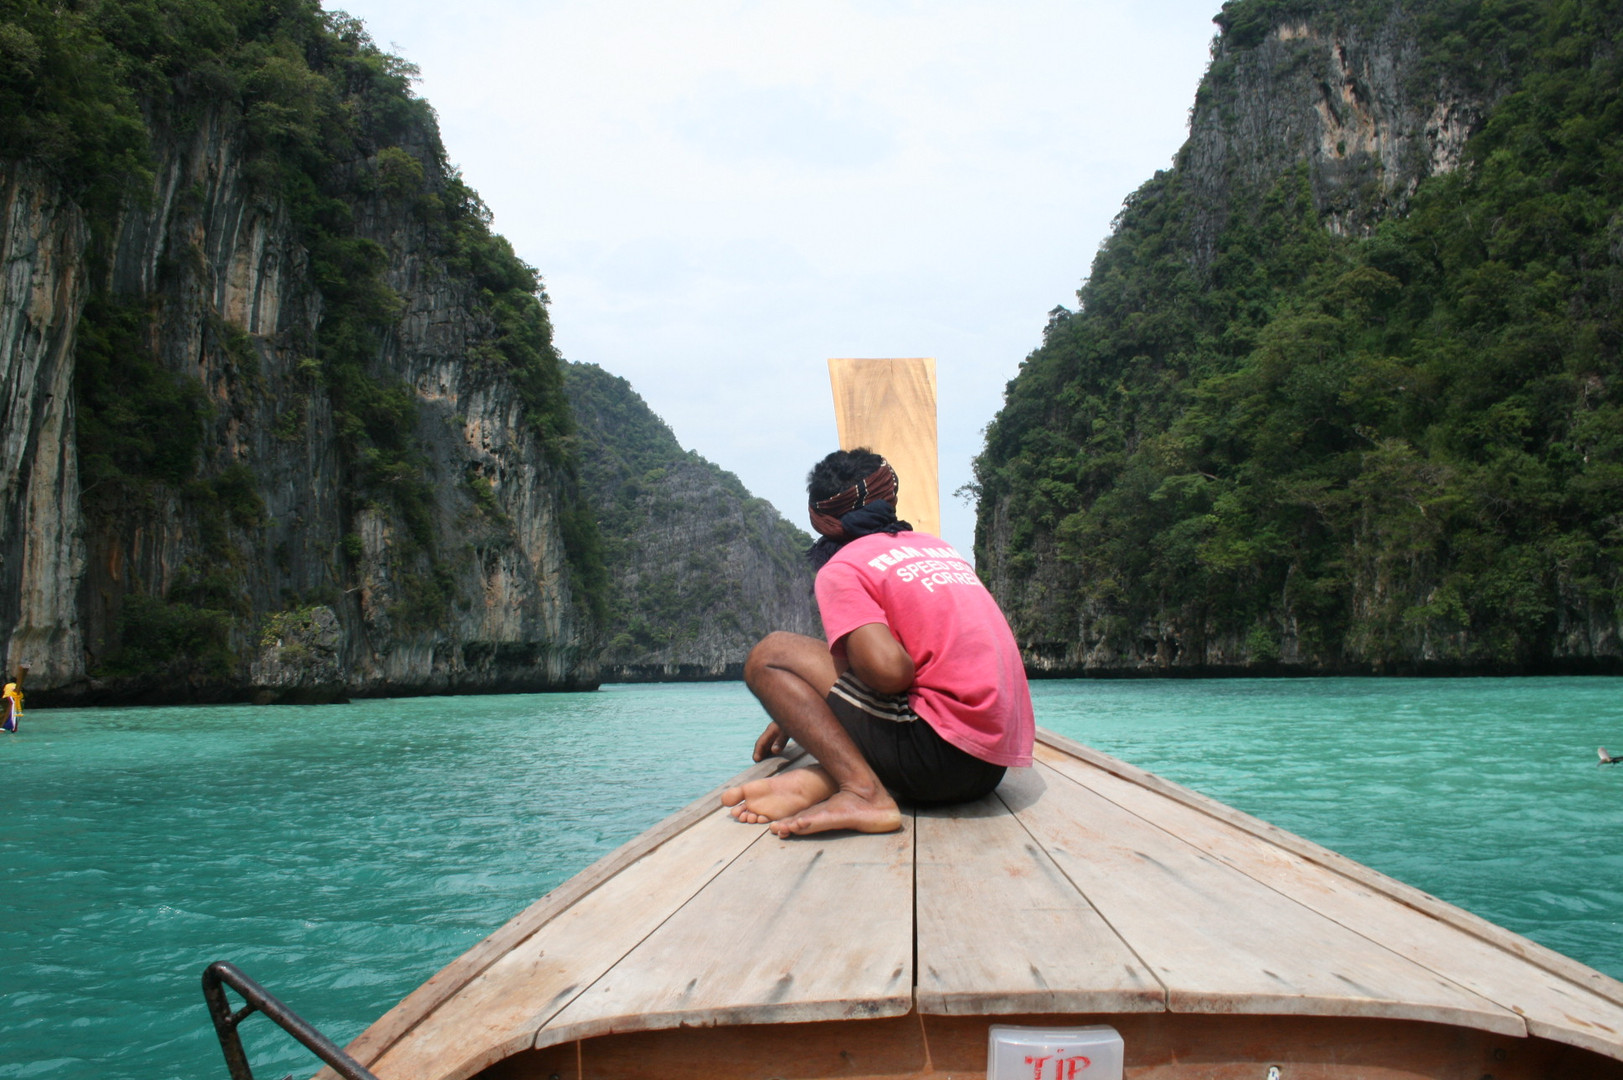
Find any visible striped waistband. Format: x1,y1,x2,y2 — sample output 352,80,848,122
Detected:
829,670,918,723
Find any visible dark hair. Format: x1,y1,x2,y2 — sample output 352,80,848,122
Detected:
806,447,886,503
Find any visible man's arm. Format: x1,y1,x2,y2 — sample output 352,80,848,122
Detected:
844,622,914,694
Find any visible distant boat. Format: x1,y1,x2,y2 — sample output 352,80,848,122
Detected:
313,730,1623,1080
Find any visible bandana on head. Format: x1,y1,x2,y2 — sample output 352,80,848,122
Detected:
806,458,912,568
809,460,899,539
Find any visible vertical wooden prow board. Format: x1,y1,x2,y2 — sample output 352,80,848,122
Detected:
827,358,939,538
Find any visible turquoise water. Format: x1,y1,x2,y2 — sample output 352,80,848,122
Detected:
2,678,1622,1080
1030,678,1623,980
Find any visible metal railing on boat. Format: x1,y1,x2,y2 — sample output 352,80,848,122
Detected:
201,961,380,1080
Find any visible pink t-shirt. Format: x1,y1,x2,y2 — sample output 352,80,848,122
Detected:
815,531,1034,768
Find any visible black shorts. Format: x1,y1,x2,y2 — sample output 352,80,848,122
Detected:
826,671,1006,805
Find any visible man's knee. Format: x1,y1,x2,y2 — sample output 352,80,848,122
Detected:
744,632,797,691
744,632,832,695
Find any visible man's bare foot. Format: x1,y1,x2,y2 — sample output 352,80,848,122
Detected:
770,789,903,837
721,766,837,823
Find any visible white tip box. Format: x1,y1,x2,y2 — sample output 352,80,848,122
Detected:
987,1024,1124,1080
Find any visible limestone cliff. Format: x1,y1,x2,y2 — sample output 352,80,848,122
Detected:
975,0,1623,676
1182,6,1484,260
0,169,88,689
564,362,819,681
1,13,600,702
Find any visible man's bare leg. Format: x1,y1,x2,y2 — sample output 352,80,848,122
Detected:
728,632,902,836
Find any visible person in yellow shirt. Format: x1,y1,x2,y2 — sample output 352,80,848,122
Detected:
3,666,25,734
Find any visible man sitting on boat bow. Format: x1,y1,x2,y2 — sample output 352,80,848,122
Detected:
722,449,1035,836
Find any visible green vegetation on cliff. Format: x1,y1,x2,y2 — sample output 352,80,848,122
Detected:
3,0,603,674
976,0,1623,671
564,362,815,675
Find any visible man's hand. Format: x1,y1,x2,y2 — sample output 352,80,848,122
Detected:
753,721,788,761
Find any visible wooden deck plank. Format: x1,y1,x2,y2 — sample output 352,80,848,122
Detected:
999,762,1529,1035
365,807,774,1080
539,816,916,1044
914,793,1165,1015
325,750,803,1078
1036,739,1623,1062
1036,729,1623,1011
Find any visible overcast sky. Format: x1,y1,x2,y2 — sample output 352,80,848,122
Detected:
329,0,1220,552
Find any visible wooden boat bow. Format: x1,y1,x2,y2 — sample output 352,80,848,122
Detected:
318,731,1623,1080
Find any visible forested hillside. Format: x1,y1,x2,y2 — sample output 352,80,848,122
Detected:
975,0,1623,674
564,363,818,681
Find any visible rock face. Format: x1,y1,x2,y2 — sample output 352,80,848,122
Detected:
2,72,598,702
1182,10,1483,260
0,170,89,690
249,604,344,704
974,0,1623,676
564,362,819,681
